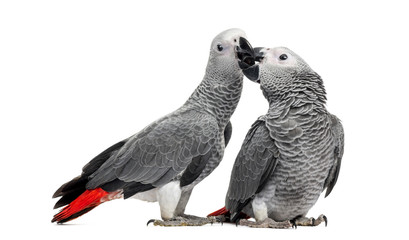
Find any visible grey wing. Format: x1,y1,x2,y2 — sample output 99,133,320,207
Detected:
224,121,232,147
225,118,279,221
324,114,344,197
86,109,219,189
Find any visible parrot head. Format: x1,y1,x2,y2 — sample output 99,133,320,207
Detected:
243,47,312,83
207,28,256,78
243,47,325,101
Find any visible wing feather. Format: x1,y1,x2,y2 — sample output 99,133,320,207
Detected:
86,109,219,189
225,118,279,221
324,114,344,197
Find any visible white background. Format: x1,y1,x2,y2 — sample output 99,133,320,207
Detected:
1,0,408,239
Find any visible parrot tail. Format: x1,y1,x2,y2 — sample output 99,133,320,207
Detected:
207,206,229,217
207,206,250,223
51,188,122,224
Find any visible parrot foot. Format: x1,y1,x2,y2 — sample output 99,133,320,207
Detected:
293,214,327,227
210,214,227,224
147,214,217,227
239,218,292,229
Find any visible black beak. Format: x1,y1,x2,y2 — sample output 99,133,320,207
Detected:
241,47,265,83
236,37,255,70
236,38,259,83
254,47,265,62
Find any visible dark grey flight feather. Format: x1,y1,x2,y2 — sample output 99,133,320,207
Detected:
324,114,344,197
224,121,233,147
52,140,127,209
180,151,213,187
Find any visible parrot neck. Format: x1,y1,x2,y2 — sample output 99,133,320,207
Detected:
265,86,327,119
264,71,327,117
187,74,243,129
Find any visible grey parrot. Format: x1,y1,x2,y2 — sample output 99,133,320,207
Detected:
209,47,344,228
51,28,256,226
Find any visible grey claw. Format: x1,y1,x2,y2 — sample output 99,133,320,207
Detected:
290,219,297,229
323,215,328,227
146,219,155,226
215,215,226,225
235,219,240,227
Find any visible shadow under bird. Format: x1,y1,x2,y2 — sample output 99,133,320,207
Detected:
209,47,344,228
52,28,256,226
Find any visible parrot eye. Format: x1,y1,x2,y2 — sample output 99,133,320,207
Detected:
279,54,288,60
217,44,223,52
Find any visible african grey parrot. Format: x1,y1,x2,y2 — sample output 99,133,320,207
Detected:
51,28,256,226
209,47,344,228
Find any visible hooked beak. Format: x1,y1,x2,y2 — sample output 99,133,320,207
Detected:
254,47,265,62
241,47,265,83
236,37,255,70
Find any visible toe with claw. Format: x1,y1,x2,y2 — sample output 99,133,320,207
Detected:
146,215,216,227
239,218,292,229
293,214,328,227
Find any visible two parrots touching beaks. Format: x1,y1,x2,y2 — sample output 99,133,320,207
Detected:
52,29,343,228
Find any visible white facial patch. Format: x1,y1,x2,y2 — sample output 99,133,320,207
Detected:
211,28,247,56
263,47,298,67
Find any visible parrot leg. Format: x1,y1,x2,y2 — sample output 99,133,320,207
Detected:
293,214,327,227
147,183,218,226
239,218,292,229
147,214,217,227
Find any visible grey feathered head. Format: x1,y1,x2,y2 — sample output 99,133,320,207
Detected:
206,28,255,80
244,47,326,103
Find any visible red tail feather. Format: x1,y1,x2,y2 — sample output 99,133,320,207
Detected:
207,206,229,217
208,206,250,222
52,188,121,223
